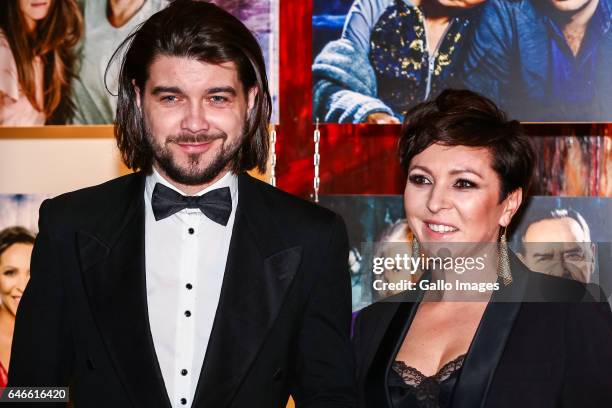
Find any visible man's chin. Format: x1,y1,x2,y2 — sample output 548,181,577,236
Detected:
155,158,230,186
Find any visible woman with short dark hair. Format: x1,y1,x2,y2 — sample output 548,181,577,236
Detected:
353,89,612,408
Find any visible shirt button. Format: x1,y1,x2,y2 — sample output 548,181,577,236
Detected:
188,228,195,234
185,310,191,317
180,398,187,405
186,283,193,290
181,369,188,376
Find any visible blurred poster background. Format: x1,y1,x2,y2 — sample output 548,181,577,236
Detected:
0,194,49,233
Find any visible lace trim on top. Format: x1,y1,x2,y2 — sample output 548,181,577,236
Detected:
389,354,466,408
392,354,466,386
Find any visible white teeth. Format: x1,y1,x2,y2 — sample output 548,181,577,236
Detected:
428,223,458,233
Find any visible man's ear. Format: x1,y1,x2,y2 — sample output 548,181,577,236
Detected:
247,86,258,116
499,188,523,228
133,79,142,110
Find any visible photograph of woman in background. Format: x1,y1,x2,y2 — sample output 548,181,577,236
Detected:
0,226,35,387
0,0,82,125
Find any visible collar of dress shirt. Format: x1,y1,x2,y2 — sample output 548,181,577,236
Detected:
145,167,239,211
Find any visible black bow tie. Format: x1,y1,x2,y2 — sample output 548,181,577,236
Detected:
151,183,232,225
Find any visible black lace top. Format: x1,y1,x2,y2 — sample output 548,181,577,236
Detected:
388,354,466,408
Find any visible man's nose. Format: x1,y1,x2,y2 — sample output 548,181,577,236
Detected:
181,102,211,133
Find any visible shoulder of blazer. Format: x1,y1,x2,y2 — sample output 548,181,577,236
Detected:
40,172,144,236
239,173,344,240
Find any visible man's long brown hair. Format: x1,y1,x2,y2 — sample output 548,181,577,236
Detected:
113,0,271,173
0,0,82,124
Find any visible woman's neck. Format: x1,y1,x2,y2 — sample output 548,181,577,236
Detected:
23,15,37,33
0,306,15,338
426,246,499,302
108,0,146,28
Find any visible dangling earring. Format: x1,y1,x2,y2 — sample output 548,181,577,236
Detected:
411,232,420,260
411,232,422,276
497,226,512,286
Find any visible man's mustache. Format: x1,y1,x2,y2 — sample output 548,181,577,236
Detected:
166,132,227,144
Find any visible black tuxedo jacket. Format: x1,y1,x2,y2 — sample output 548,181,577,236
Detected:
353,255,612,408
7,172,357,408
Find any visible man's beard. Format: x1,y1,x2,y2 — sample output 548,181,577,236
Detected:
143,119,243,186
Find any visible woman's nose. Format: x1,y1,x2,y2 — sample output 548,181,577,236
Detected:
426,184,451,213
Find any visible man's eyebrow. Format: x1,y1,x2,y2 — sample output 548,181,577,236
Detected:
151,86,184,95
207,86,237,95
532,251,554,258
563,246,583,255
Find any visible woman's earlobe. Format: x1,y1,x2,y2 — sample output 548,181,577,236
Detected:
500,188,523,227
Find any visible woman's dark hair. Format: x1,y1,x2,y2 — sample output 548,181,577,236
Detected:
114,0,271,173
0,226,36,259
0,0,83,124
398,89,536,201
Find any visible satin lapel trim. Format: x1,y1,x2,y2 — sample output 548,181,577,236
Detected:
364,280,427,408
77,176,172,408
451,256,530,408
192,177,301,408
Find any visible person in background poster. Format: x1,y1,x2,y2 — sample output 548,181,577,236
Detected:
0,0,82,125
462,0,612,122
312,0,485,124
0,227,35,388
517,208,596,283
71,0,168,124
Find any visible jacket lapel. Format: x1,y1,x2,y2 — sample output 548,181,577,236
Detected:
77,173,172,408
451,253,529,408
192,174,301,407
363,279,428,407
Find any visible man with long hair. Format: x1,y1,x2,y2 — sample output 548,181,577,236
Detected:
7,2,356,407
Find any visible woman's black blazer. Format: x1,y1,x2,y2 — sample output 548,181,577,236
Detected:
353,254,612,408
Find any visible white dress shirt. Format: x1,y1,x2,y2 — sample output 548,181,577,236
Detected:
144,168,238,408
